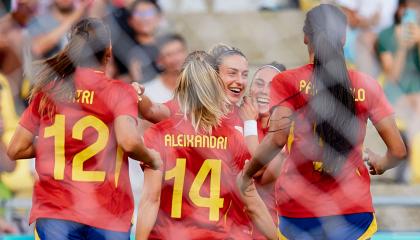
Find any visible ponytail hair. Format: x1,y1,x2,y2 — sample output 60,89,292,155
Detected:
175,51,229,133
30,18,111,117
303,4,358,175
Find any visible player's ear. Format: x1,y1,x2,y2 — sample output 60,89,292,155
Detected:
304,34,309,45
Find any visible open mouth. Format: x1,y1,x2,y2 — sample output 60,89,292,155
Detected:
229,87,242,95
256,97,270,104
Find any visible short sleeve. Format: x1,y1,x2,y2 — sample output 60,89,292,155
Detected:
110,82,139,119
19,93,42,134
364,74,394,124
142,125,163,169
270,72,297,110
143,126,161,152
377,27,395,54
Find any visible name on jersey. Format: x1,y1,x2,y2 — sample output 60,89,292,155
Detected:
299,80,366,102
164,134,228,150
73,90,94,105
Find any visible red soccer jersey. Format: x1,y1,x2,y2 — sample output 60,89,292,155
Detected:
270,64,394,218
143,115,252,239
19,68,138,232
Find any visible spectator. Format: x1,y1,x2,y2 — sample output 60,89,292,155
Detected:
0,0,37,112
377,0,420,106
28,0,90,59
337,0,398,76
377,0,420,183
113,0,162,83
128,0,163,83
142,33,187,103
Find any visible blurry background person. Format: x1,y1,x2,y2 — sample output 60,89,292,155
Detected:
142,33,187,103
28,0,90,59
0,0,37,111
377,0,420,183
337,0,398,77
111,0,163,83
377,0,420,111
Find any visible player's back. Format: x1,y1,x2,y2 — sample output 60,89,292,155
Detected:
144,115,250,240
21,67,138,231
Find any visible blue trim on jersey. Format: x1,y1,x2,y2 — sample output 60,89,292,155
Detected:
35,218,131,240
279,212,374,240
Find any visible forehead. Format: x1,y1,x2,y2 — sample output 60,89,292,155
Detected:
161,40,185,51
253,67,279,82
220,54,248,70
134,1,156,11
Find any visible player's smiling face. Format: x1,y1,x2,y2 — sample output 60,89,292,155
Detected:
250,67,279,115
218,55,249,105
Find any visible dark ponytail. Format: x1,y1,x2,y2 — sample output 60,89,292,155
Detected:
304,4,358,175
30,18,111,117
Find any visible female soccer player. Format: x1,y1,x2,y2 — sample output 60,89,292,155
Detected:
247,62,285,240
7,18,160,239
239,4,407,240
134,43,252,132
135,51,276,240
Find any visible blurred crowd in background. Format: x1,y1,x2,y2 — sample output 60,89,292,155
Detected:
0,0,419,235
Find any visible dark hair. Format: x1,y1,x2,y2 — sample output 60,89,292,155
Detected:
303,4,358,175
156,33,187,52
129,0,162,16
30,18,111,117
208,43,246,72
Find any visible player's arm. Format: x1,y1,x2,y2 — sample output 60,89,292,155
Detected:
136,167,163,240
7,125,36,160
131,82,171,123
31,2,88,57
258,152,284,185
138,95,171,123
0,142,16,172
366,116,407,175
114,115,162,169
244,106,292,178
237,162,278,240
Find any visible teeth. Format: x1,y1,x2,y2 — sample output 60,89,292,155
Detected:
257,97,269,104
229,88,241,93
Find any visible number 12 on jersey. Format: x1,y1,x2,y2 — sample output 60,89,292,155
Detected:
165,158,224,221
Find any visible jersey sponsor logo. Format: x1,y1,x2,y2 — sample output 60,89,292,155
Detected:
299,80,366,102
164,134,228,150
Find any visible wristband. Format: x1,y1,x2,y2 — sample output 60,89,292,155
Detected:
244,120,258,137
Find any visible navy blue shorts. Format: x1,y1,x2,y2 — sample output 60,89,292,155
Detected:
279,212,377,240
35,218,131,240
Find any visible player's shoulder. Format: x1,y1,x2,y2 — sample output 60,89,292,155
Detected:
273,64,313,85
347,69,379,88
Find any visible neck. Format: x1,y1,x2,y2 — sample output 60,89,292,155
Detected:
161,70,179,90
309,51,315,64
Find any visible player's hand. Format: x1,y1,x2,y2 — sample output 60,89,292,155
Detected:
131,82,145,101
396,24,417,50
365,148,385,175
239,96,258,121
